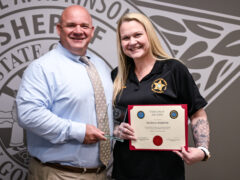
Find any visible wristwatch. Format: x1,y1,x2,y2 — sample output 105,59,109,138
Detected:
198,146,211,161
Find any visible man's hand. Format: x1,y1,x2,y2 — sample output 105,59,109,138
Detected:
174,146,205,165
83,124,107,144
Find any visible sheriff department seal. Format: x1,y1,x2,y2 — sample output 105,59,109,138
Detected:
170,110,178,119
0,1,172,179
137,111,145,119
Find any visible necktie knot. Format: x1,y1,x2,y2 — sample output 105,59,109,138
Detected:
80,56,89,65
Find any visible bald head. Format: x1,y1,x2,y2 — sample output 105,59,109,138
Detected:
60,5,92,25
56,5,94,55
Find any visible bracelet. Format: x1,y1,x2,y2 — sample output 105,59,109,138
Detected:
197,146,210,161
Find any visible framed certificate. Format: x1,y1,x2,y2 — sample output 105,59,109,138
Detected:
128,104,188,151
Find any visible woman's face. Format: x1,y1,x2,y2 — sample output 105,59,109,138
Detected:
119,20,151,61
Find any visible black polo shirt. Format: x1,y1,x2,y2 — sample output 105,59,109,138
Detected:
111,59,207,180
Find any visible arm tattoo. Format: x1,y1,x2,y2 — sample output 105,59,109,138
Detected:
192,119,210,149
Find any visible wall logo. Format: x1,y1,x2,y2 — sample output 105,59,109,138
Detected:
0,1,171,179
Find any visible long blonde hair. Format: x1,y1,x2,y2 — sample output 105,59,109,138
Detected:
113,12,172,104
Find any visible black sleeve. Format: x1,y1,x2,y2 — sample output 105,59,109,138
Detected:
173,60,207,117
111,67,118,82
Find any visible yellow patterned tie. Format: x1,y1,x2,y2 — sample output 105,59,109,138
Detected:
80,56,111,166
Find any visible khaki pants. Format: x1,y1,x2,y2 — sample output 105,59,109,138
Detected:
28,158,107,180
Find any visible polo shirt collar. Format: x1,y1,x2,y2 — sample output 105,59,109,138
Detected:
128,59,164,82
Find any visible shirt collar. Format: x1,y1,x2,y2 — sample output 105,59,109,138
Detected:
56,42,92,63
151,60,164,74
128,60,165,82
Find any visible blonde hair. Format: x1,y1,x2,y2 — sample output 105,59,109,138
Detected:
113,12,172,104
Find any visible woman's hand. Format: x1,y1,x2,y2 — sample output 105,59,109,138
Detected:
114,122,137,140
174,146,205,165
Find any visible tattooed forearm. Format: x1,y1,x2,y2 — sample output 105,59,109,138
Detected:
191,118,210,149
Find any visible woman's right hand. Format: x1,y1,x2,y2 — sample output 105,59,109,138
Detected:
114,122,136,140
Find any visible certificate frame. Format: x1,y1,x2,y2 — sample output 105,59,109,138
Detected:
128,104,188,151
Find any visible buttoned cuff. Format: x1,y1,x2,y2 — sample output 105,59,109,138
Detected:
69,121,86,143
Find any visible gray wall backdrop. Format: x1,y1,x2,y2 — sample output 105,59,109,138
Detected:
0,0,239,180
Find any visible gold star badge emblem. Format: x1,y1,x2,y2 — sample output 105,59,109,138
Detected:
151,78,167,93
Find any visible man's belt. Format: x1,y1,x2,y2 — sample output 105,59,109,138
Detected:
33,157,106,174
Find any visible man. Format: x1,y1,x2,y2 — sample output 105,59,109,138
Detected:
16,5,113,180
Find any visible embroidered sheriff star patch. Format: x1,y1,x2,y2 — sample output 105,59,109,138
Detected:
151,78,168,93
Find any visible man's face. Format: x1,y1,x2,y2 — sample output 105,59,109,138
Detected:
57,7,94,56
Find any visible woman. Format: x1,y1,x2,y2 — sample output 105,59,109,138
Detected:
111,13,210,180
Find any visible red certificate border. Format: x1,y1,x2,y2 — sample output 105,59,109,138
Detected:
128,104,188,151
